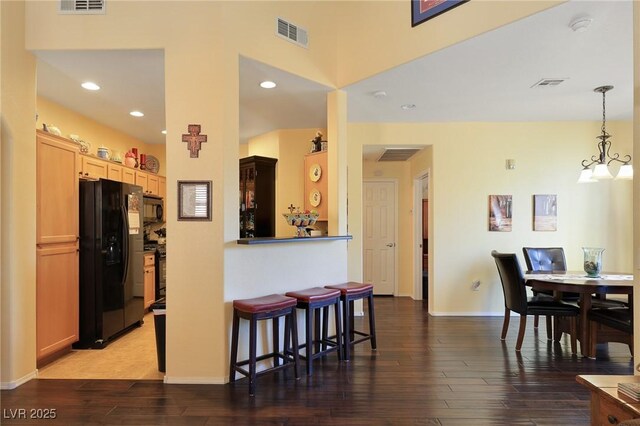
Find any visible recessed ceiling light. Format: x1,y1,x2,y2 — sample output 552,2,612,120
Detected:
81,82,100,91
372,90,387,98
401,104,416,110
260,81,277,89
130,111,144,117
161,130,167,135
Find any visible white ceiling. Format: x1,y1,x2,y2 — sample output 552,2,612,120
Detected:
34,0,633,151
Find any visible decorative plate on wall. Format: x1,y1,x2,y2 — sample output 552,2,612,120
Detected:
309,189,321,207
309,163,322,182
145,155,160,174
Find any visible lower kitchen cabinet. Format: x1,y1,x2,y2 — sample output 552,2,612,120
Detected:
36,243,79,361
144,254,156,309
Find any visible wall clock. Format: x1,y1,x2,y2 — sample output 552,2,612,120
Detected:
309,163,322,182
309,189,321,207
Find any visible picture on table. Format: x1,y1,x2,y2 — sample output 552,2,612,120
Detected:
488,195,512,232
533,194,557,231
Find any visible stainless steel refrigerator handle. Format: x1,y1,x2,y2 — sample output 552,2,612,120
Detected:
121,204,130,286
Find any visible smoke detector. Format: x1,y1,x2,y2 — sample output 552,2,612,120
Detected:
569,16,593,32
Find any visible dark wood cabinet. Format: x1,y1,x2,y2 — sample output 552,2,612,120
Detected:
239,156,277,238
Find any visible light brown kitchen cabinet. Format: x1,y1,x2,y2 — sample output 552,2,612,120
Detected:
80,155,108,180
147,173,159,196
122,168,136,184
36,244,79,361
158,176,166,199
144,254,156,309
135,171,148,193
107,163,123,181
36,130,80,362
36,130,79,245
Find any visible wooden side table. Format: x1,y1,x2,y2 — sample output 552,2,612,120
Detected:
577,375,640,425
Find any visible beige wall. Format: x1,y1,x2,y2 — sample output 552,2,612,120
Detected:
36,96,166,176
349,121,633,315
1,0,38,389
1,0,634,386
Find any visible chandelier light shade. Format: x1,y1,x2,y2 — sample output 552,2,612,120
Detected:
578,85,633,183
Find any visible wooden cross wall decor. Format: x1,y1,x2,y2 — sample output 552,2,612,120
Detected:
182,124,207,158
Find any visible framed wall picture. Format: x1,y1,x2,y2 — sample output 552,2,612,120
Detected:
489,195,512,232
533,194,557,231
411,0,469,27
178,180,212,221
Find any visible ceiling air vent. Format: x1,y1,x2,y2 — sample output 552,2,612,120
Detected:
378,148,421,162
531,78,567,88
59,0,105,14
276,17,308,48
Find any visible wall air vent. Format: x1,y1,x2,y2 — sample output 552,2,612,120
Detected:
59,0,105,14
276,17,308,48
531,78,567,88
378,148,421,162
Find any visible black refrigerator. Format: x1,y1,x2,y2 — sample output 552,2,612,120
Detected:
75,179,145,349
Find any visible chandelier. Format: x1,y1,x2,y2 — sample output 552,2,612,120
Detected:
577,85,633,183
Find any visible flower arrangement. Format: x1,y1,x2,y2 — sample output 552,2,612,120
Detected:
310,130,324,153
283,206,319,237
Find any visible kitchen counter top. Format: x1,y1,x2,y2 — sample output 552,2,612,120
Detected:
237,235,352,245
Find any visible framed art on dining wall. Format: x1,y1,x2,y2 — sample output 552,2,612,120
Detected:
533,194,557,231
488,195,512,232
411,0,469,27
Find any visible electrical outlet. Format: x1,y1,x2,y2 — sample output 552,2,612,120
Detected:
471,280,481,291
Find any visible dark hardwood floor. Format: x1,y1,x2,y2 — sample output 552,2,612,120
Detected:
2,297,633,425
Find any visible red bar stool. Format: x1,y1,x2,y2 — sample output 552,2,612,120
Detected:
285,287,342,375
229,294,300,396
325,282,377,361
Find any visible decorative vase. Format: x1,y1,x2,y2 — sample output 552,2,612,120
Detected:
582,247,604,277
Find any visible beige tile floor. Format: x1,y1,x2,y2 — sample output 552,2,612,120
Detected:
37,312,164,380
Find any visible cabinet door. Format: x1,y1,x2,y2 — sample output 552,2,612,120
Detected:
107,163,123,181
36,243,79,360
158,176,166,199
37,132,79,245
144,255,155,309
135,171,148,193
81,155,108,180
147,174,160,195
122,167,136,184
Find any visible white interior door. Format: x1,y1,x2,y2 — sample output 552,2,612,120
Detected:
363,181,396,295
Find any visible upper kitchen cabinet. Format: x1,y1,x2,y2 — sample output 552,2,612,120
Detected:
36,130,79,245
158,176,166,199
80,155,108,180
147,173,160,196
135,171,148,193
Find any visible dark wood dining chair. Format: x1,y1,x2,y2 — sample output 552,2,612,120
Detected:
588,306,633,357
522,247,626,327
522,247,577,329
492,250,579,353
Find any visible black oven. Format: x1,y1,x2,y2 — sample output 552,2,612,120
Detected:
155,244,166,298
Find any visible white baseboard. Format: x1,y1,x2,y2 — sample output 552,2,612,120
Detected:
164,375,226,385
0,370,37,390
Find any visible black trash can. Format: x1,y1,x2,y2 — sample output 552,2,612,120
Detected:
150,297,166,372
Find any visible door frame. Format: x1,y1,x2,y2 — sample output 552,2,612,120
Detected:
363,178,399,296
413,170,429,302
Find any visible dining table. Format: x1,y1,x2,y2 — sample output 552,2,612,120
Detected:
524,271,634,358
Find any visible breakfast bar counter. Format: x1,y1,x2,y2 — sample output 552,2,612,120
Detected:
237,235,352,245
